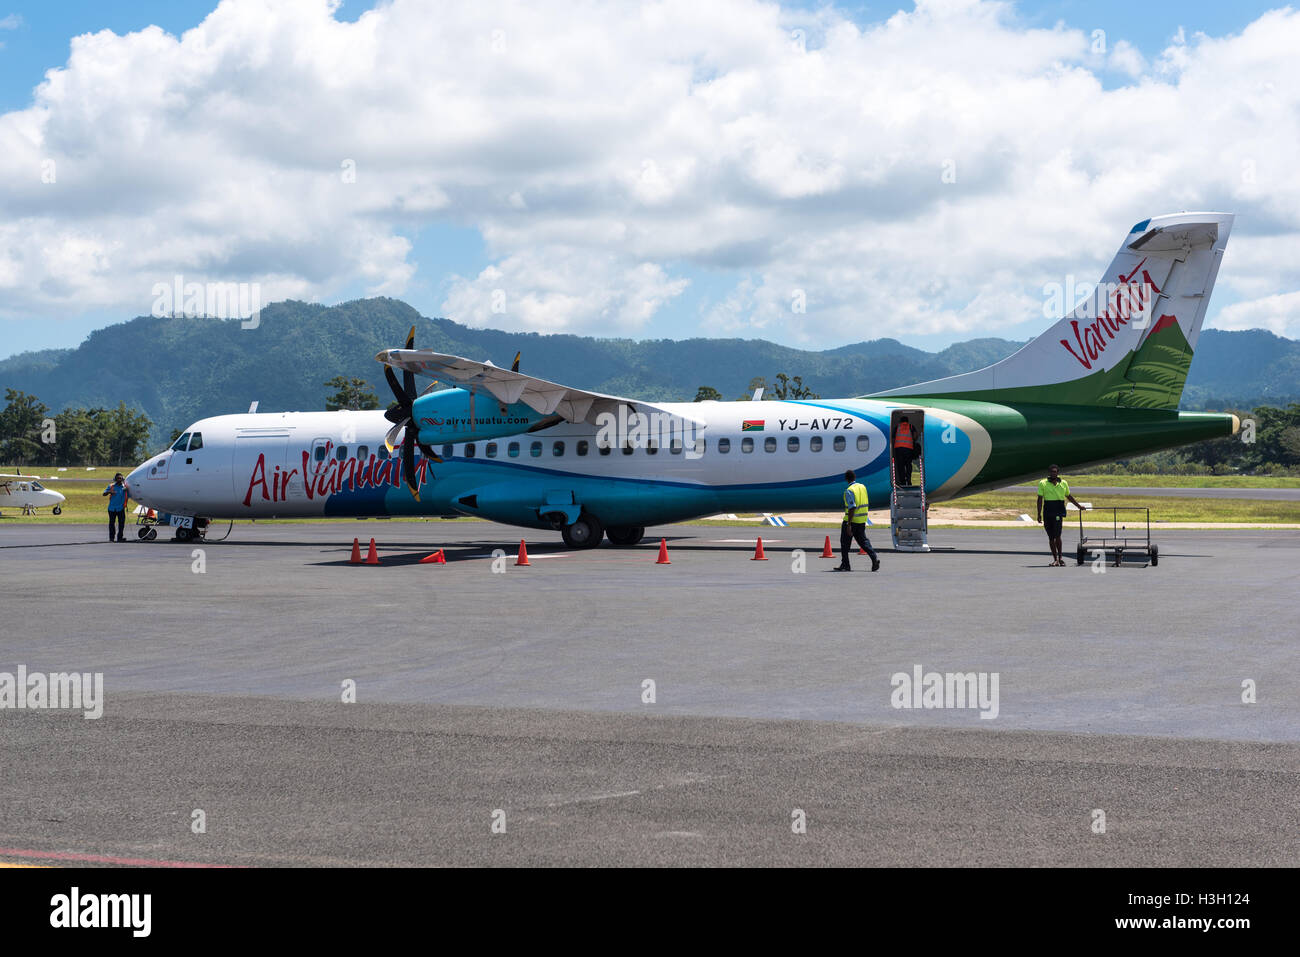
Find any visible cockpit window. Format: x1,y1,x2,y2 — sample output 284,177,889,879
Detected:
30,481,44,491
188,432,203,450
171,432,191,451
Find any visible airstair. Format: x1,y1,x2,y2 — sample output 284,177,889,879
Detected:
890,456,929,552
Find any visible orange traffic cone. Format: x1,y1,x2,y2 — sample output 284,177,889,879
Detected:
349,538,362,564
655,538,671,564
365,538,379,565
419,549,447,564
821,535,833,558
752,537,769,560
516,540,531,566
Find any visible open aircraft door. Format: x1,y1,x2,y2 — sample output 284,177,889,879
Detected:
889,409,929,552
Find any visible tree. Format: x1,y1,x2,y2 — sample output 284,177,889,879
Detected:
693,386,723,402
53,407,109,466
771,373,820,400
0,390,51,464
325,376,380,411
101,402,153,465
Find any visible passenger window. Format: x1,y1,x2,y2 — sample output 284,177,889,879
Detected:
464,443,475,458
314,446,327,462
357,445,368,460
442,444,454,459
833,435,846,452
741,437,754,453
188,432,203,450
577,440,589,456
856,435,870,451
764,437,776,452
172,432,191,451
486,442,498,458
646,441,658,455
553,441,565,456
670,439,683,455
508,442,520,458
377,446,389,460
622,443,634,455
810,436,822,452
336,445,348,460
787,437,799,452
718,437,731,453
688,438,704,455
530,441,542,458
598,444,611,456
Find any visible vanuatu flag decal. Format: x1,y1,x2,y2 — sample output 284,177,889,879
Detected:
741,420,765,432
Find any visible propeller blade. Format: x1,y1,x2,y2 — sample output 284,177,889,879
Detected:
403,326,417,401
383,365,407,407
384,419,407,453
511,351,521,372
402,430,420,501
418,441,442,464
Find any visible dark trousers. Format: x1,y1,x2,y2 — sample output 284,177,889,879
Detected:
894,449,914,485
108,510,125,540
840,521,878,568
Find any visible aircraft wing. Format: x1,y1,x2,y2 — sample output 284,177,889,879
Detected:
377,349,693,425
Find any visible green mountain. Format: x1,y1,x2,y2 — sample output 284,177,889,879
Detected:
1,297,1296,447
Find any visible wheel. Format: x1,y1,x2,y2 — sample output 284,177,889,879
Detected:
52,505,62,515
1150,544,1158,567
174,526,194,542
145,527,158,541
1076,544,1086,565
561,513,604,549
606,525,645,547
138,527,151,540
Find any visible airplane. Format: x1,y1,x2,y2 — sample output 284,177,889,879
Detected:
0,473,67,515
125,211,1240,549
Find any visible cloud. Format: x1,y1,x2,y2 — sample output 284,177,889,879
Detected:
1,0,1298,348
1213,290,1300,337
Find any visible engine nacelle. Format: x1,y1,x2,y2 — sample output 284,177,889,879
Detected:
411,387,553,444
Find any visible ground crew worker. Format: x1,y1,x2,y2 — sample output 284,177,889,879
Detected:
102,472,130,542
892,415,919,486
834,469,880,572
1036,464,1085,566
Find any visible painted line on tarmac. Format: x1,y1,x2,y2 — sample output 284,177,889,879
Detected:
0,847,236,868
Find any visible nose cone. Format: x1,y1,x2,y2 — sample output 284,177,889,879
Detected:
126,463,149,498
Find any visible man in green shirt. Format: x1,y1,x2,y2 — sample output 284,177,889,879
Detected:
1036,464,1086,566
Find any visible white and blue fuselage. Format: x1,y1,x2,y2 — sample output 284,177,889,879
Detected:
126,399,989,535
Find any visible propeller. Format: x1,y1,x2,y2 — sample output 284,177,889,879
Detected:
382,325,441,500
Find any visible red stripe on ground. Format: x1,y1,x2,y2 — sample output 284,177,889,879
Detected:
0,847,237,868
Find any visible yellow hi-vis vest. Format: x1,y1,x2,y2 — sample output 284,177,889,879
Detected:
843,482,869,523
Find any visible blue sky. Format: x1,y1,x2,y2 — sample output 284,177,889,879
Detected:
0,0,1292,359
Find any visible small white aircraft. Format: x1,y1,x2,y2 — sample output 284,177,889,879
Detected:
0,474,66,515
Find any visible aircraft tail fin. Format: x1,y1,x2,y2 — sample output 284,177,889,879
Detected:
870,212,1234,409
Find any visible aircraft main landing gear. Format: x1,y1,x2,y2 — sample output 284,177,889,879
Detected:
561,513,604,549
606,525,645,547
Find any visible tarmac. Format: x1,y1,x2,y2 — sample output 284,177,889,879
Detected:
1,520,1297,866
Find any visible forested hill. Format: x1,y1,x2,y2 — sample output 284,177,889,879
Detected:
1,297,1296,445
